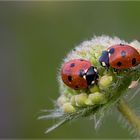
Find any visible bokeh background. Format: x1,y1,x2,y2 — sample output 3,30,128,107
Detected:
1,1,140,138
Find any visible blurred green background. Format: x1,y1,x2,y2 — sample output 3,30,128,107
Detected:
1,1,140,138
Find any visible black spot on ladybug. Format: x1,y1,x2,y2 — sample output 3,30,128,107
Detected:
68,75,72,82
121,50,126,58
109,48,115,54
79,59,84,61
70,63,75,67
75,85,79,89
79,69,85,77
117,61,122,67
132,58,136,65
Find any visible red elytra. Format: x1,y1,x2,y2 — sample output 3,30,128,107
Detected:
61,59,98,90
108,44,140,69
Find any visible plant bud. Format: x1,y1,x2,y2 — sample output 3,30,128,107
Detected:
70,96,76,106
57,95,68,106
85,98,93,105
99,75,113,89
75,93,88,107
88,92,107,105
62,103,76,113
90,85,100,93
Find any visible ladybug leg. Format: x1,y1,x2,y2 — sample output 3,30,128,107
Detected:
113,68,119,74
106,67,109,71
94,80,99,85
105,65,110,71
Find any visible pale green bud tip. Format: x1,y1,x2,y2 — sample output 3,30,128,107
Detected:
70,96,76,106
99,75,113,89
88,92,107,105
62,103,76,113
75,93,88,107
89,85,100,93
57,95,68,106
85,98,93,105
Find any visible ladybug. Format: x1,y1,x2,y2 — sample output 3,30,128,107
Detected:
61,59,98,90
99,44,140,69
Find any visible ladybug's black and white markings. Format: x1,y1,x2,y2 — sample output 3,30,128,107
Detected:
108,48,115,54
99,51,110,67
78,69,85,77
86,66,98,86
78,67,98,85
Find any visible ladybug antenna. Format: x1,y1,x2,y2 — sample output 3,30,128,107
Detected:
120,43,124,46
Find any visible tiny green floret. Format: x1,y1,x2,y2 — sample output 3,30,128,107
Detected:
99,75,113,89
62,102,76,113
70,96,76,106
88,92,107,105
57,95,69,106
89,85,100,93
75,93,88,107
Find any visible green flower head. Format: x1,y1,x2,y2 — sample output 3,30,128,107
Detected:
39,35,140,137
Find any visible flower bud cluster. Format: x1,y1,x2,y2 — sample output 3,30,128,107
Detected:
57,36,126,113
43,36,140,133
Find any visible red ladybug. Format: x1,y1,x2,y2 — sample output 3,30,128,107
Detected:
99,44,140,69
61,59,98,90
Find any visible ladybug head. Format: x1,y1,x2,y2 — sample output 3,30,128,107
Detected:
99,50,109,67
85,66,98,86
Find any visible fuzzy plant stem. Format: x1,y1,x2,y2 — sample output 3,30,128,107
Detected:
117,98,140,136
